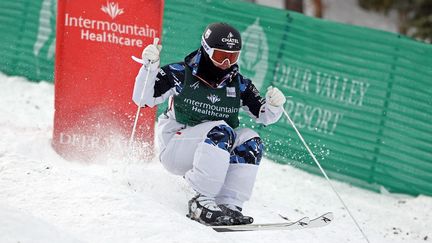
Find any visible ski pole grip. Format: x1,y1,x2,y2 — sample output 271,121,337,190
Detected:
153,37,159,46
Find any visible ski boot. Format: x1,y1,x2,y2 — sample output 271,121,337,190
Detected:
219,204,254,225
187,194,234,226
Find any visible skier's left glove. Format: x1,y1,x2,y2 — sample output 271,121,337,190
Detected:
266,86,286,107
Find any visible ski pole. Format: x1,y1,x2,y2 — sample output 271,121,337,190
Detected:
129,37,159,148
281,107,370,243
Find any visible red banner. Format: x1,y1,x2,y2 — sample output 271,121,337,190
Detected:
53,0,164,161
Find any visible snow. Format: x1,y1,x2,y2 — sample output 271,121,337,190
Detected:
0,72,431,243
0,204,81,243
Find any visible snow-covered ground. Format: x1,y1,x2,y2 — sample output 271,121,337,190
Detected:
0,73,431,243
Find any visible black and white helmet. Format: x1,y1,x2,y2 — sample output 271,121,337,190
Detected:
201,22,242,51
201,23,242,66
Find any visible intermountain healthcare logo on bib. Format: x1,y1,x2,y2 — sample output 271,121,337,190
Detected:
238,18,269,91
207,94,221,104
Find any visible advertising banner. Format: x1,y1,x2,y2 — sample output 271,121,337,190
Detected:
52,0,164,160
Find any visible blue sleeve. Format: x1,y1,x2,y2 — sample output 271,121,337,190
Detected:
239,75,266,118
153,63,186,97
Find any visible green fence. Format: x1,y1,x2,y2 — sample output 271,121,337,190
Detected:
0,0,56,81
1,0,431,195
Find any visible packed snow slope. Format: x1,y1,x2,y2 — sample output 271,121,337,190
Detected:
0,72,430,243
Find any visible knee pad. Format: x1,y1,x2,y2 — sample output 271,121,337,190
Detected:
204,125,236,151
230,137,264,165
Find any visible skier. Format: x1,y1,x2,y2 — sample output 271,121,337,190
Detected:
132,23,286,226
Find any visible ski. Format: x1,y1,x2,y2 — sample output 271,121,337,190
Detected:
280,212,333,228
212,216,310,232
307,212,333,228
211,212,333,232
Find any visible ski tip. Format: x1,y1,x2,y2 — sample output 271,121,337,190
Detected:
321,212,334,224
298,217,311,227
321,212,334,220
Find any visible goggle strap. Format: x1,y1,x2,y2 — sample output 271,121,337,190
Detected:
201,36,214,57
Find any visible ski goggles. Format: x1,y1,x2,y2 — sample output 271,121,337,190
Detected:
201,37,241,65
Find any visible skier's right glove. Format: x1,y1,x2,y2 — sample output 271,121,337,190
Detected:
266,86,286,107
141,38,162,71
